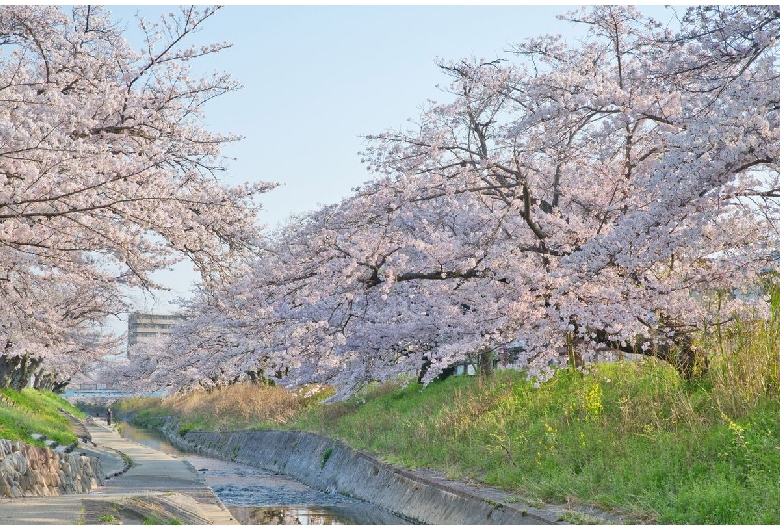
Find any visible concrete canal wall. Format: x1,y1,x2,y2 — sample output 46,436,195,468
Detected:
162,422,562,525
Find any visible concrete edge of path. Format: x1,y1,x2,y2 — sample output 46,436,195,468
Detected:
0,418,237,525
80,492,214,525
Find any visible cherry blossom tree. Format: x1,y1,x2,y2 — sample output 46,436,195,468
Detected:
355,5,780,381
0,6,274,389
125,6,780,396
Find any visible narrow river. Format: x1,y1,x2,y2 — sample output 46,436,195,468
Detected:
117,423,412,525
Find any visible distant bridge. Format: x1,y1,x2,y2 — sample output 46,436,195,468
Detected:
61,388,164,403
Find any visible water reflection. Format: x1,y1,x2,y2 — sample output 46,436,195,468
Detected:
118,423,182,456
229,506,354,525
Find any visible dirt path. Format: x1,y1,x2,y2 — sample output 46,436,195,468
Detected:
0,418,238,525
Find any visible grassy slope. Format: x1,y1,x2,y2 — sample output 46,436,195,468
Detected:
0,388,85,447
118,357,780,524
291,361,780,524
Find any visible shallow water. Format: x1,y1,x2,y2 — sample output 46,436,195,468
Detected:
117,423,411,525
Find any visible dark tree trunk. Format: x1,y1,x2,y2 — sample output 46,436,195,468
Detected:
31,369,69,392
478,349,495,377
591,329,707,380
0,354,43,390
645,338,708,380
51,377,71,394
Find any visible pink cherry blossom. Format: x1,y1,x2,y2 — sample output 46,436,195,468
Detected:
111,6,780,397
0,6,274,388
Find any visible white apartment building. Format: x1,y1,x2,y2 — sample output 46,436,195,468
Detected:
127,312,186,355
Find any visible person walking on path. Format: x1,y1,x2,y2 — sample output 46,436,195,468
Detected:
106,407,113,426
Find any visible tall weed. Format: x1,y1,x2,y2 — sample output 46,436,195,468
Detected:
119,382,332,432
706,285,780,417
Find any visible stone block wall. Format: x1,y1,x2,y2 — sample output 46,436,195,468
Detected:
0,439,103,498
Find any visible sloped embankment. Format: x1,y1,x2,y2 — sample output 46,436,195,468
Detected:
163,421,569,525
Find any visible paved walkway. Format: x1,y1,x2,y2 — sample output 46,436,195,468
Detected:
0,419,238,525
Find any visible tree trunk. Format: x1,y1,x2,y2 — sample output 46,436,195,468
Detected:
591,329,707,380
31,369,69,392
647,339,708,380
51,377,71,394
478,348,495,377
567,332,584,370
0,354,44,390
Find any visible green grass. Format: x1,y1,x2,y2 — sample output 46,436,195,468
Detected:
0,388,85,447
115,396,175,430
120,356,780,524
116,292,780,525
287,362,780,524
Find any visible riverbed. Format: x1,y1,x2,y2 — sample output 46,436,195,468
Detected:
117,423,411,525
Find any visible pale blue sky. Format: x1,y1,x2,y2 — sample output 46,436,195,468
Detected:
103,4,677,338
111,5,587,226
